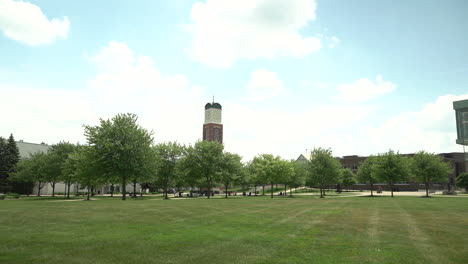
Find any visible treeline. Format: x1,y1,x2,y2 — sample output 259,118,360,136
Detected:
2,113,468,200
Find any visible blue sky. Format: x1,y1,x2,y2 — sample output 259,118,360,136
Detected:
1,0,467,160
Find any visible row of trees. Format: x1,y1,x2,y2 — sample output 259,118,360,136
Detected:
5,113,466,200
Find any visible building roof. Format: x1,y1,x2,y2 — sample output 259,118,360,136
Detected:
453,99,468,110
16,141,50,159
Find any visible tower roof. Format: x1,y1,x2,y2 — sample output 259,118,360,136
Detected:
205,102,222,110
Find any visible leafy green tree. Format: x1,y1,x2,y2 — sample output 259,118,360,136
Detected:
287,160,307,197
84,113,154,200
180,141,224,198
307,147,342,198
43,142,76,197
12,152,48,196
341,168,357,191
250,154,289,198
68,146,103,200
456,172,468,192
153,142,185,199
220,152,243,198
412,151,452,197
357,156,378,196
374,150,410,197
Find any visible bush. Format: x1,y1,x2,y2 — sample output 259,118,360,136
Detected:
0,195,6,200
442,191,457,195
7,193,21,199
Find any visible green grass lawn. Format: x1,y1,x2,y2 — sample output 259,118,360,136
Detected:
1,195,467,264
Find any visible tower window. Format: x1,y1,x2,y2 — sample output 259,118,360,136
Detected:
205,127,209,140
214,127,220,141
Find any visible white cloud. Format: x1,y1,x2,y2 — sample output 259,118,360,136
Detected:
0,41,205,146
244,69,284,101
184,0,321,68
337,75,396,102
0,0,70,45
328,36,340,48
360,94,468,155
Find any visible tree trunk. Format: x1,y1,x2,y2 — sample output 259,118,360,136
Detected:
320,186,324,198
64,182,67,198
262,185,265,195
425,181,429,197
51,182,56,197
270,183,274,198
67,182,71,198
122,176,127,200
370,180,374,197
225,183,228,198
284,184,287,195
110,184,114,197
207,179,211,199
87,186,90,200
254,185,257,196
132,181,137,198
37,182,41,196
390,181,394,197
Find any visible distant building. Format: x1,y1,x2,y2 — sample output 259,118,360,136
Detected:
297,152,466,190
203,101,223,143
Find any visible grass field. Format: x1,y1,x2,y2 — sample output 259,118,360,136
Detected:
1,195,467,264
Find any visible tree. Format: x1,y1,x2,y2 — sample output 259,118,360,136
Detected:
69,146,102,201
250,154,288,199
374,150,410,197
84,113,154,200
456,172,468,192
181,141,224,198
307,148,342,198
220,152,243,198
340,168,357,191
0,134,20,193
153,142,185,199
12,152,48,196
357,156,378,196
44,142,76,197
287,160,307,197
412,151,452,197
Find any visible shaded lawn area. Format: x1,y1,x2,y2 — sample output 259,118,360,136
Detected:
0,196,467,264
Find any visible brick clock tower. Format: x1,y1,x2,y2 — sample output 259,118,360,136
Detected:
203,101,223,143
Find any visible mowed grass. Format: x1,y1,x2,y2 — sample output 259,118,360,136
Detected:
1,195,467,264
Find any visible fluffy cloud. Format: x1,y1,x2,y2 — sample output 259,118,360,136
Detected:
0,41,205,145
184,0,321,68
337,75,396,102
244,69,284,101
0,0,70,45
224,93,467,161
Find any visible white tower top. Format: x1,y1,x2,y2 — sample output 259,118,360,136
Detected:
204,102,222,124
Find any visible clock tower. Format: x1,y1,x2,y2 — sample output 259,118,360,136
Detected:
203,101,223,143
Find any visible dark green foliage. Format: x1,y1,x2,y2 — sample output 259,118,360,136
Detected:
457,172,468,191
411,151,452,197
0,134,20,193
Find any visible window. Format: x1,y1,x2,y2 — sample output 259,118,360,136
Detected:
205,127,209,140
214,127,220,141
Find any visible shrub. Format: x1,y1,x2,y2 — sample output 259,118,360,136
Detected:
442,191,457,195
7,193,21,199
0,195,6,200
